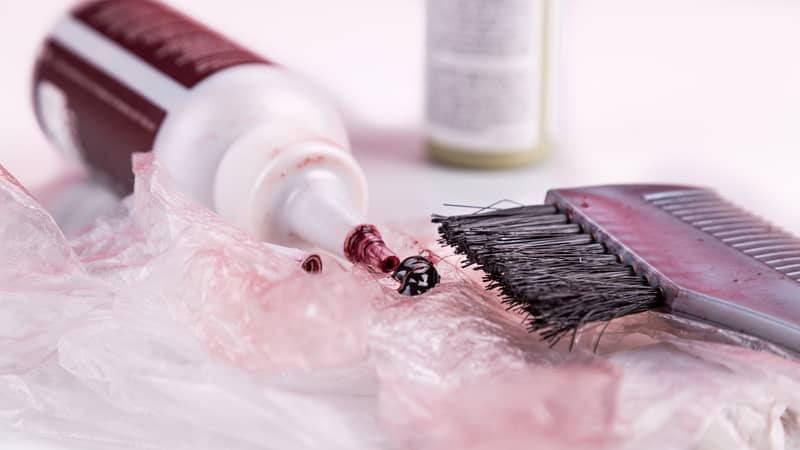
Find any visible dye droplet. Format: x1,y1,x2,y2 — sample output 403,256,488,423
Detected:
301,255,323,273
344,224,400,273
392,256,440,296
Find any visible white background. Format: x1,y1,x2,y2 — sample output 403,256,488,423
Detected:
1,0,800,448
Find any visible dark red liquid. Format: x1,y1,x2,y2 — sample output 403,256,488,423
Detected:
301,254,323,273
344,224,400,273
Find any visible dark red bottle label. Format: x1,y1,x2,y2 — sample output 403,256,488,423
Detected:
73,0,268,88
32,0,269,194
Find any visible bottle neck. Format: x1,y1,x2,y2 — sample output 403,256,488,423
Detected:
214,127,384,265
281,172,399,273
282,170,363,256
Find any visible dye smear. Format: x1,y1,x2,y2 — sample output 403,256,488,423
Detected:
1,156,800,449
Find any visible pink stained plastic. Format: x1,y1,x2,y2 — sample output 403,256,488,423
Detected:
69,154,374,373
0,164,83,285
369,270,620,450
2,157,800,449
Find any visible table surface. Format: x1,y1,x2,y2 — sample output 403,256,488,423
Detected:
2,0,800,447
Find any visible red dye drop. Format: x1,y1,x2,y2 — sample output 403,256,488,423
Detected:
344,224,400,273
301,254,323,273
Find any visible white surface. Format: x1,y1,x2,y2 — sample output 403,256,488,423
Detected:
0,430,67,450
2,0,800,448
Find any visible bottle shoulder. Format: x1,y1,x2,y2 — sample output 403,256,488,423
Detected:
214,134,368,245
152,64,349,208
192,64,321,103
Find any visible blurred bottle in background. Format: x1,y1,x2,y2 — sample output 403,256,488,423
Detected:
425,0,556,169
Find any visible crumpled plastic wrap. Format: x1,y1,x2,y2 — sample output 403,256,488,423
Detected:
2,154,800,450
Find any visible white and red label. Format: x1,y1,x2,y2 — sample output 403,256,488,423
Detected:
33,0,269,194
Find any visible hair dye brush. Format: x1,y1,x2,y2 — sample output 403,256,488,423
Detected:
433,185,800,351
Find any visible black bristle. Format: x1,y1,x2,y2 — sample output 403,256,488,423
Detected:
433,205,665,345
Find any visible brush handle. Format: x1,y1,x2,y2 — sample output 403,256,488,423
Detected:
547,185,800,352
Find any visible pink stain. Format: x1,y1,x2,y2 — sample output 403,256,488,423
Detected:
295,154,326,169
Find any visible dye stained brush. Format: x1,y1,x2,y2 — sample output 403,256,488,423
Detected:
434,185,800,352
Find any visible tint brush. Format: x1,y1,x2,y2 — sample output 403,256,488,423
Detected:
434,185,800,351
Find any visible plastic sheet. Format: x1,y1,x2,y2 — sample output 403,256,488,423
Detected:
2,155,800,450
